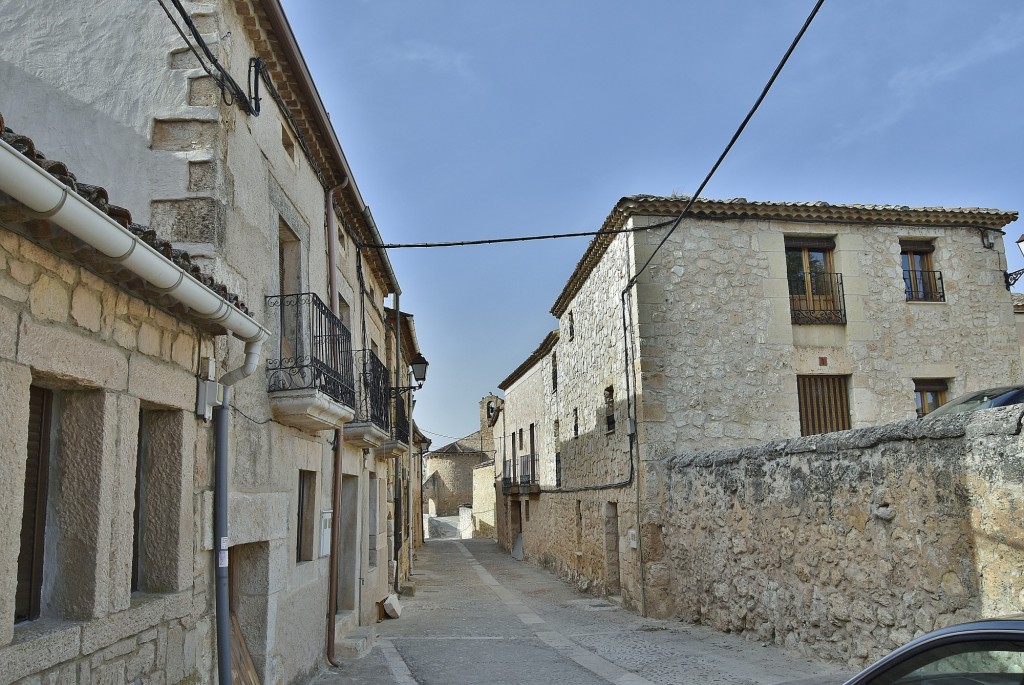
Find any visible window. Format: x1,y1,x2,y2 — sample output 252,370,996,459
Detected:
604,386,616,433
914,379,948,417
551,353,558,392
17,386,52,622
797,375,851,436
518,427,524,448
567,311,575,341
297,470,317,562
130,408,191,595
553,420,561,487
901,240,944,302
281,122,296,161
573,408,579,438
278,221,303,358
785,236,845,325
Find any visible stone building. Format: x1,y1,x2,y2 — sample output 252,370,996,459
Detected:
422,396,498,520
0,1,423,683
494,194,1021,614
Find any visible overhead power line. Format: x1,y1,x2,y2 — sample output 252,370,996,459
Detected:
366,219,678,250
626,0,827,289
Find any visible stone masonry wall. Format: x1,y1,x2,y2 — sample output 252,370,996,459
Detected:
649,408,1024,668
0,229,212,684
498,227,643,608
424,454,482,516
634,215,1022,460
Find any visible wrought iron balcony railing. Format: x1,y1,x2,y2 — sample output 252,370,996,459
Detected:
502,458,514,494
788,272,846,325
266,292,355,408
355,349,390,432
394,395,410,445
904,269,945,302
518,453,536,486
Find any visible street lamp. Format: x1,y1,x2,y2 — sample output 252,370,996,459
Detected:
1005,234,1024,290
389,353,429,396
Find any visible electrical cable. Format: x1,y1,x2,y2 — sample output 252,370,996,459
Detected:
229,404,274,426
625,0,826,291
155,0,230,96
362,219,678,251
167,0,255,113
251,57,329,188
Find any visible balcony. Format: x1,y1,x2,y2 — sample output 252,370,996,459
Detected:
380,397,414,458
788,272,846,325
500,454,539,496
344,349,391,449
904,269,945,302
266,292,355,431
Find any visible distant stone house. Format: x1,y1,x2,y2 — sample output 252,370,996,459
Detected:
0,1,422,682
423,396,498,519
494,194,1021,613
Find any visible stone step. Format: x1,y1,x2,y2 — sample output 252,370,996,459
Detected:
334,626,377,659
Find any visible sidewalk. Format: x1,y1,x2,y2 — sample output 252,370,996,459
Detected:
309,538,850,685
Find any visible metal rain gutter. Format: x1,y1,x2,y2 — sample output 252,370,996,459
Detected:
0,137,270,363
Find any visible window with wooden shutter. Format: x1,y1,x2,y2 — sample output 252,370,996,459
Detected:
914,379,949,417
17,386,52,622
797,375,851,436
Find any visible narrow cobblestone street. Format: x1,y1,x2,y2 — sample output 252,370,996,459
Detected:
311,539,851,685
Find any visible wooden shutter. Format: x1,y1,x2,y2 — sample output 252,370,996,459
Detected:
797,376,850,436
16,386,52,622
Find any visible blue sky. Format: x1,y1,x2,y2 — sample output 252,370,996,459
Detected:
280,0,1024,443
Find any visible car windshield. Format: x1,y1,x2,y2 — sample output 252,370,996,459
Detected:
927,388,1024,418
865,640,1024,684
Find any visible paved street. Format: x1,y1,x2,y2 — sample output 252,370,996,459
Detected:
310,538,851,685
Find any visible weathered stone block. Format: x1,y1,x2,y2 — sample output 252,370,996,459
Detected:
29,274,69,322
0,622,81,682
188,77,219,108
18,318,129,390
151,120,218,152
149,198,225,245
187,162,216,195
70,285,101,332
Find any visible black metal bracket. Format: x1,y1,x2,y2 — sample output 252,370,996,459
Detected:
1005,269,1024,290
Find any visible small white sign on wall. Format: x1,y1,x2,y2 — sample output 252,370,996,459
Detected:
627,529,638,549
320,511,333,557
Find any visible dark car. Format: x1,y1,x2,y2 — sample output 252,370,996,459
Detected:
925,386,1024,418
779,616,1024,685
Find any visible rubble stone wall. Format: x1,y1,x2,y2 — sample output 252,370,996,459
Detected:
648,408,1024,668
